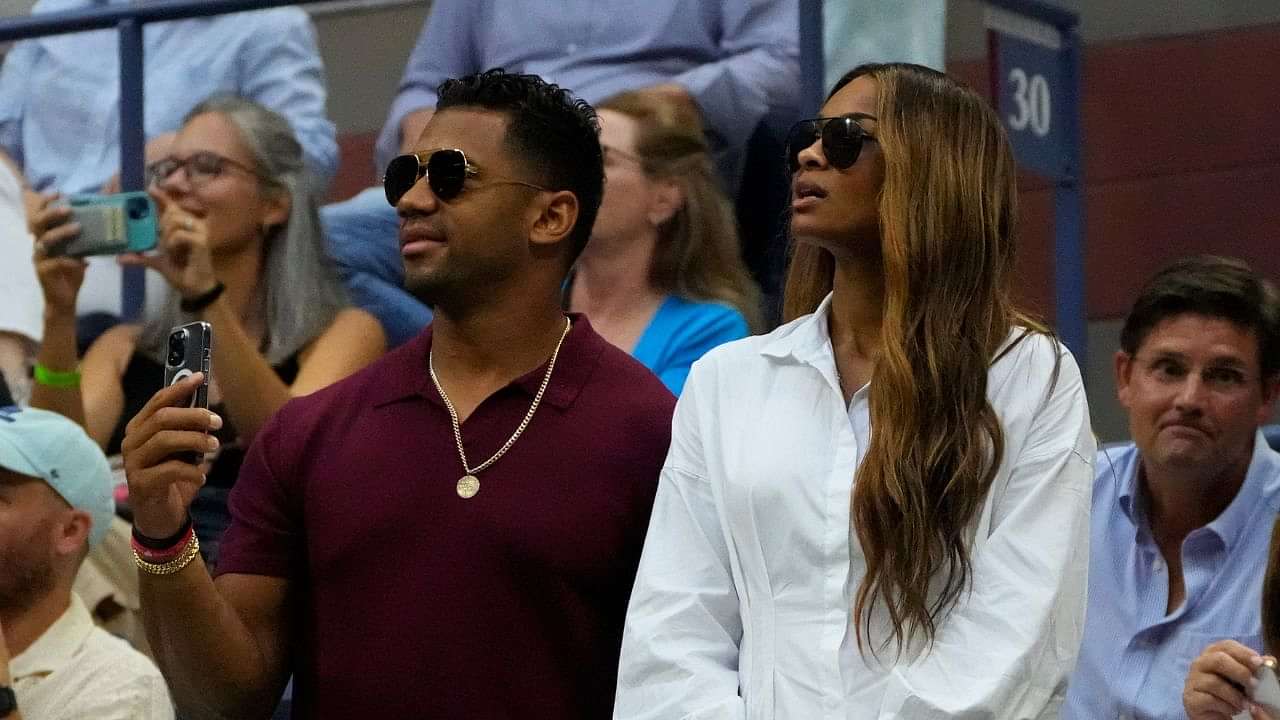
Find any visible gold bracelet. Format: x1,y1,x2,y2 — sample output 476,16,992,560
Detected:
134,532,201,575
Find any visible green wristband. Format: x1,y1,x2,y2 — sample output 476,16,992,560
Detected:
34,363,81,389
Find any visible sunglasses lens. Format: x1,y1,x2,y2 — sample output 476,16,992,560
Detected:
822,119,863,170
786,121,820,172
426,149,468,200
383,154,421,206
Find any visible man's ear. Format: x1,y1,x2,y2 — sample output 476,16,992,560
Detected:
529,190,580,250
1258,374,1280,425
1115,350,1135,409
52,509,92,560
646,179,683,227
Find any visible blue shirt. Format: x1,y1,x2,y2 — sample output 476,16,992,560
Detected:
0,0,337,193
1063,431,1280,720
373,0,800,173
632,296,748,395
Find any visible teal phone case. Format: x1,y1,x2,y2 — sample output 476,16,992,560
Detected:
62,192,159,257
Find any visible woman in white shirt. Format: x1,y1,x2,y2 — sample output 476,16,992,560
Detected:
614,63,1096,719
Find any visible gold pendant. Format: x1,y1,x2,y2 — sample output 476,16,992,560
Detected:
456,474,480,499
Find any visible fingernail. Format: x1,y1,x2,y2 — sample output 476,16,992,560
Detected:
207,436,219,451
208,413,222,430
1253,655,1266,668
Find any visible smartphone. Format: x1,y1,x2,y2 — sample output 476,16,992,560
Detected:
52,192,158,257
1252,659,1280,717
163,321,212,465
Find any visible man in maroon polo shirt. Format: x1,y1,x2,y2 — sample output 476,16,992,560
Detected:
119,70,676,718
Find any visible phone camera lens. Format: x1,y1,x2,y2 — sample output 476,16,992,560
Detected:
127,197,150,220
167,332,185,366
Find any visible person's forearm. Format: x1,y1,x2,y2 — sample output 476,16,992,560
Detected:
29,311,86,427
199,297,292,444
140,559,279,719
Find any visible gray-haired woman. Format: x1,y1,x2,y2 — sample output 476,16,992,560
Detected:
28,96,385,564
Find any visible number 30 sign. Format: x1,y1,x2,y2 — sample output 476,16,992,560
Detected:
986,3,1078,181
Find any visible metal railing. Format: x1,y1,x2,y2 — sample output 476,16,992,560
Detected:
0,0,338,317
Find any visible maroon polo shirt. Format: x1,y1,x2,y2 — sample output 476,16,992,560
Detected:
214,316,675,719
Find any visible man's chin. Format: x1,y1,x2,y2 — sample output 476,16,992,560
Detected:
1152,443,1215,473
404,272,446,307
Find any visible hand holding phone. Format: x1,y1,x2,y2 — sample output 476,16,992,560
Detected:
118,187,219,300
120,322,218,541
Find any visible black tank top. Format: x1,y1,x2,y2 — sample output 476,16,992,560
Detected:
107,352,300,488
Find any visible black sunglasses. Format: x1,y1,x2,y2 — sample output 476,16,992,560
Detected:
786,114,878,172
383,148,548,206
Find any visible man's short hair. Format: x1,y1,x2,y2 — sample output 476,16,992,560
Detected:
1120,255,1280,379
436,68,604,264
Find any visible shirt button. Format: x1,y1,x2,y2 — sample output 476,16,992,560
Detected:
566,43,578,53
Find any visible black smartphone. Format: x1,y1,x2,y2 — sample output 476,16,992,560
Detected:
164,321,212,407
164,321,212,463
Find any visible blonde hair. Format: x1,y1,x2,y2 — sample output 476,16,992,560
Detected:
598,91,763,331
784,63,1048,655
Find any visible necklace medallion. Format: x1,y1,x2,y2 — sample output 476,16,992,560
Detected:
456,474,480,499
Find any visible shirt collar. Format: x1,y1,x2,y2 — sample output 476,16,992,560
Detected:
759,293,837,364
370,313,604,411
1205,429,1280,551
9,594,95,680
1119,429,1280,551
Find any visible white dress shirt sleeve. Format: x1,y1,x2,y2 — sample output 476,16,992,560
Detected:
615,360,747,720
876,347,1095,719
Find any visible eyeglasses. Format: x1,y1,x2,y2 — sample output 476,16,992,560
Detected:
1137,354,1258,395
382,148,548,206
786,114,878,172
146,151,262,188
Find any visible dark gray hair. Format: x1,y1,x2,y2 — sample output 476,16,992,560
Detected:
140,96,348,366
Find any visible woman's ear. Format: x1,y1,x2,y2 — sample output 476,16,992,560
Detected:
260,187,291,231
529,190,580,249
647,179,683,227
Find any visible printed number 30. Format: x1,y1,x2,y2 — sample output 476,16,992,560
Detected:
1007,68,1052,138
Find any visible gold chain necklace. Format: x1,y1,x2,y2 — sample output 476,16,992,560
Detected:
427,317,572,499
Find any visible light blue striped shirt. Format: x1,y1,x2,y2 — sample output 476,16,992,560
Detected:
0,0,336,193
1063,431,1280,720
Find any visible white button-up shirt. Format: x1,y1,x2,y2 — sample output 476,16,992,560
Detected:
616,294,1095,720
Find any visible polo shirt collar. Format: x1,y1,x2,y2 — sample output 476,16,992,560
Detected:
9,594,94,680
370,313,603,411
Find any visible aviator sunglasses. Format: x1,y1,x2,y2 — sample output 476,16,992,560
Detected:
785,113,878,173
383,148,547,206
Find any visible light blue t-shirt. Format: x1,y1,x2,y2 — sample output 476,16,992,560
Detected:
632,295,749,396
1063,431,1280,720
0,0,337,193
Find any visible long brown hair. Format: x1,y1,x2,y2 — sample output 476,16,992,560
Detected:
598,91,763,331
1264,522,1280,654
784,63,1045,655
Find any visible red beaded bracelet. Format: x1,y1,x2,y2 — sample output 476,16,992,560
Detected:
130,524,196,564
